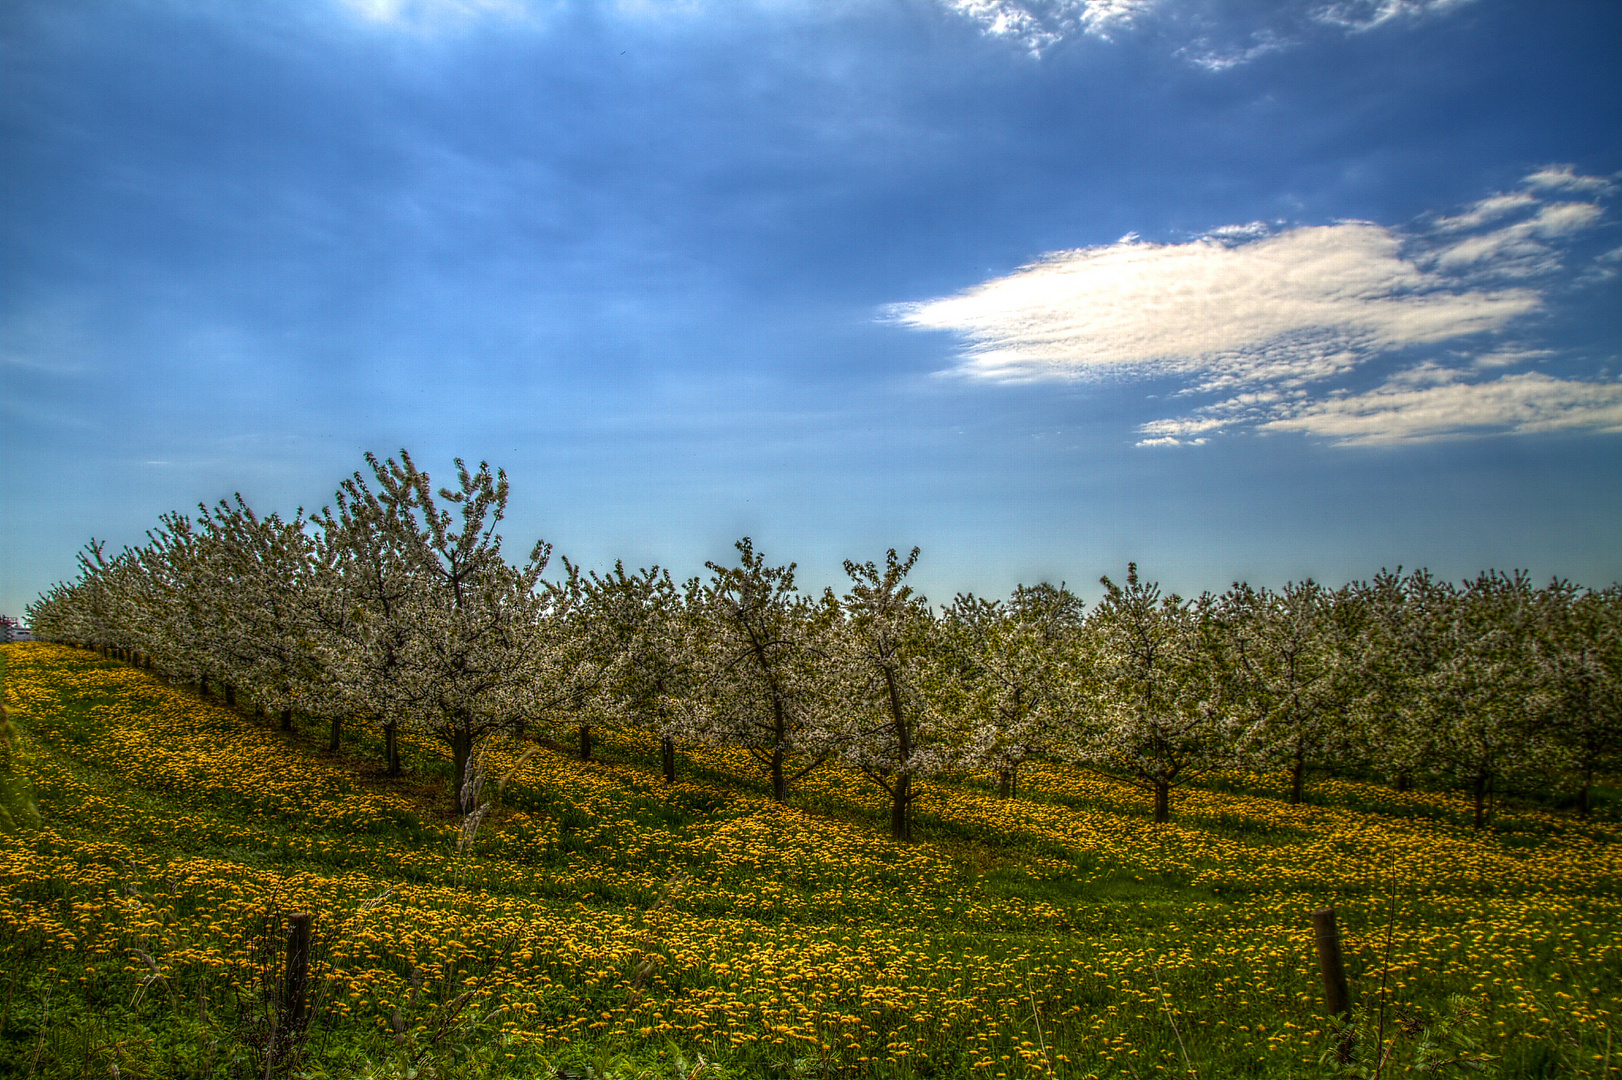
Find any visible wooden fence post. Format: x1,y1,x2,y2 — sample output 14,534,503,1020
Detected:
283,912,313,1026
1312,906,1353,1062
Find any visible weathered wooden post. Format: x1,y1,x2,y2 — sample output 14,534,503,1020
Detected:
1313,906,1353,1062
282,912,313,1026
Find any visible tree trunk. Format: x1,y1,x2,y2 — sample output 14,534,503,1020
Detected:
328,716,341,753
225,685,237,709
884,668,913,839
1394,771,1410,793
999,767,1018,800
452,727,473,814
385,722,400,778
1288,748,1305,806
579,723,593,762
1578,765,1593,819
771,744,787,803
891,773,912,842
1471,771,1487,830
661,737,676,784
280,708,294,732
1153,780,1171,823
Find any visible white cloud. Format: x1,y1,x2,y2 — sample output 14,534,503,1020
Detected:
941,0,1157,55
1203,221,1274,243
1528,201,1607,235
1432,201,1603,275
342,0,1480,66
940,0,1476,67
1525,165,1617,197
1259,371,1622,445
1470,347,1552,369
895,165,1617,448
1135,415,1226,447
1313,0,1473,33
1432,192,1538,233
891,224,1537,384
1576,243,1622,284
1177,31,1289,72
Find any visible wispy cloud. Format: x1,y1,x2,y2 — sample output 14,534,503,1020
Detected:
1260,370,1622,445
890,224,1537,383
940,0,1157,56
1470,347,1553,369
1431,192,1538,233
1431,201,1604,276
1176,30,1289,72
892,167,1617,447
1313,0,1474,33
335,0,1476,65
942,0,1475,64
1525,164,1618,197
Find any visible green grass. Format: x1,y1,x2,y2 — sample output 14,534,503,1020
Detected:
2,642,1619,1080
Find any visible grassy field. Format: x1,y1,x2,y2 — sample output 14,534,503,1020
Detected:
0,641,1617,1079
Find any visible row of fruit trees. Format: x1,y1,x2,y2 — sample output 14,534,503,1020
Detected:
27,450,1622,836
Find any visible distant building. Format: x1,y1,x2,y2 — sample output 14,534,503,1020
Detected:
1,616,32,643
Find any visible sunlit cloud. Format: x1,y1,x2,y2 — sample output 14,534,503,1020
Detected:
1525,164,1617,197
337,0,1483,66
1431,192,1538,233
940,0,1157,56
1313,0,1474,33
943,0,1475,64
1260,370,1622,445
1432,201,1604,276
1176,30,1289,72
890,224,1537,383
1470,347,1553,369
894,167,1617,447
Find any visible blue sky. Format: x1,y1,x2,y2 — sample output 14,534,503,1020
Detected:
3,0,1620,616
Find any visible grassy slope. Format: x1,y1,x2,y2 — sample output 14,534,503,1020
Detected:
0,641,1618,1079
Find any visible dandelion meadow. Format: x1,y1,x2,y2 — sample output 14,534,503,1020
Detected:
1,642,1617,1078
